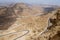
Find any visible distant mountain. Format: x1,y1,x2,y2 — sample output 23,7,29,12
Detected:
0,3,60,30
31,4,60,13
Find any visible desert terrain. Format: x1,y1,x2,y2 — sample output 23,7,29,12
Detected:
0,3,60,40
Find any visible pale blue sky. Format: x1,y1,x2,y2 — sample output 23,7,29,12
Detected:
0,0,60,5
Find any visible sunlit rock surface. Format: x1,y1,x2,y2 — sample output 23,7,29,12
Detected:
0,3,60,40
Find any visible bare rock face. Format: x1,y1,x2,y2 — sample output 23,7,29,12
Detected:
0,7,17,30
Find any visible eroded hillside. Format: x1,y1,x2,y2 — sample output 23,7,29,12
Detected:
0,3,60,40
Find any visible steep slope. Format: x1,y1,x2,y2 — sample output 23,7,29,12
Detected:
0,3,60,40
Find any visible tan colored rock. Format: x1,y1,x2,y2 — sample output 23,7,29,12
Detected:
0,3,60,40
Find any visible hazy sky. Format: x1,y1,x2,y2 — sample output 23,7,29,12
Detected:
0,0,60,5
